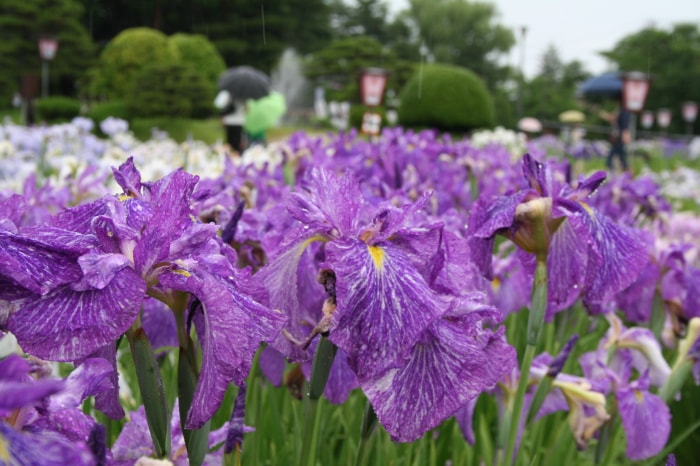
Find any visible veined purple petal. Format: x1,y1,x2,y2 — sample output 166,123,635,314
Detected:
0,422,95,466
287,167,362,237
76,253,133,290
471,191,531,240
141,298,178,354
617,260,661,323
112,157,143,197
360,317,515,442
258,346,286,387
0,231,85,297
7,268,145,361
49,358,114,411
76,344,124,419
570,170,607,200
573,204,649,307
0,379,65,412
49,197,114,234
617,387,670,460
326,239,450,379
159,267,285,429
255,233,326,362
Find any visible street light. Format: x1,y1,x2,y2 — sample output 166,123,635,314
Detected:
621,71,651,141
38,36,59,98
517,26,528,118
682,101,697,135
657,108,672,135
359,68,387,138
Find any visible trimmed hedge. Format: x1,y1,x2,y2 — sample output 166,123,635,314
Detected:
87,101,132,126
35,96,81,122
93,28,179,99
398,63,494,131
168,33,226,85
126,63,215,118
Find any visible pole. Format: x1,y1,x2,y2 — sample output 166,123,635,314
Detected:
517,26,528,119
41,61,49,98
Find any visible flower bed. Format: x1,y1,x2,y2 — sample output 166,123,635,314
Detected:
1,119,698,465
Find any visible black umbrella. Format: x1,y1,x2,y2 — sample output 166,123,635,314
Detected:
577,72,623,100
218,66,271,100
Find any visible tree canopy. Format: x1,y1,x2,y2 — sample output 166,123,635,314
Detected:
601,23,700,134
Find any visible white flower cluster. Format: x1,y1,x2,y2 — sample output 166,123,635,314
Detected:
469,126,528,160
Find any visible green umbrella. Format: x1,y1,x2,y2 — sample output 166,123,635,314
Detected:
244,92,287,135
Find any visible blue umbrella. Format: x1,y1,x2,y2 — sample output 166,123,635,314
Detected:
577,72,623,100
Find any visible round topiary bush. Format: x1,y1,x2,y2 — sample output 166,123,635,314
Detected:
35,96,81,122
398,63,495,131
126,63,215,118
94,28,180,99
168,33,226,85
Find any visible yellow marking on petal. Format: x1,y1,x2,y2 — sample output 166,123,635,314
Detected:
634,390,644,403
173,269,191,277
0,435,10,462
368,245,385,270
492,277,501,291
579,201,594,216
118,194,132,202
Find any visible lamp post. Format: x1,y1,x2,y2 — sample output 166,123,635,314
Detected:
641,110,654,130
682,101,697,136
517,26,528,119
38,37,59,98
621,71,651,142
359,68,387,138
657,108,672,135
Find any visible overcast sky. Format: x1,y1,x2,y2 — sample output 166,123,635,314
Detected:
385,0,699,78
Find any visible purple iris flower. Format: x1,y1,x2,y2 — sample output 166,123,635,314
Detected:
469,153,649,316
0,354,115,465
1,158,286,428
256,167,515,442
579,315,672,460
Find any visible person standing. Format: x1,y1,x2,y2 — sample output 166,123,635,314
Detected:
214,90,246,154
600,102,631,172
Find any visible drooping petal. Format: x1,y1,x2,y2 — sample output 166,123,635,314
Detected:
48,358,114,411
617,387,670,460
453,397,478,445
159,266,285,429
326,238,450,379
0,422,95,466
360,316,515,442
76,343,125,419
7,267,145,361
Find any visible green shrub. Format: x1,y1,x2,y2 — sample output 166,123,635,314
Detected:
126,63,215,118
87,101,132,126
34,96,81,122
168,33,226,85
93,28,179,99
398,63,495,131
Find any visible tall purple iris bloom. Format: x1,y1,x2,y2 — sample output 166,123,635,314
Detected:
469,153,649,316
256,167,515,442
0,158,286,428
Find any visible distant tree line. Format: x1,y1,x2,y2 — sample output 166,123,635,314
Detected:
1,0,698,133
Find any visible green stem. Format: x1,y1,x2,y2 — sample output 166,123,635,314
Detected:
503,259,548,466
127,326,171,459
354,399,378,466
299,335,338,466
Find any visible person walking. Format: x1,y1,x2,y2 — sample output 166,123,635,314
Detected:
600,102,631,172
214,90,246,154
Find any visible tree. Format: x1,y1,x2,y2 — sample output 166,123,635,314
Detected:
518,44,590,124
402,0,515,88
0,0,95,104
78,0,333,74
601,23,700,134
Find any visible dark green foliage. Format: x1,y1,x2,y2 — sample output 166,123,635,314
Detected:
0,0,95,104
92,28,179,99
34,96,80,122
126,63,215,119
168,33,226,85
87,101,132,126
398,63,495,131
